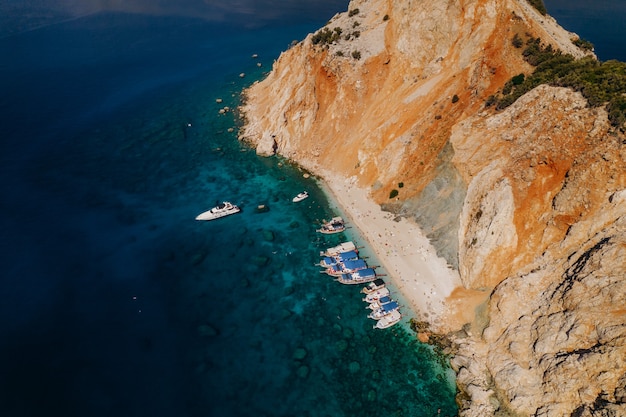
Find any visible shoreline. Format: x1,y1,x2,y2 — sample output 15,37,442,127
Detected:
317,170,464,332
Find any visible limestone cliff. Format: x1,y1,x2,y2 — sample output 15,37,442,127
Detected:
239,0,626,415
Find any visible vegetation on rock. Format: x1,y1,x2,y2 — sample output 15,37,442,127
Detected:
527,0,547,15
489,37,626,129
312,27,342,46
573,37,594,51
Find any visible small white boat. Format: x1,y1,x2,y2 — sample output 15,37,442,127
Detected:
292,191,309,202
195,201,241,221
373,309,402,329
320,241,357,257
362,287,390,303
317,217,346,234
368,300,400,320
361,278,386,294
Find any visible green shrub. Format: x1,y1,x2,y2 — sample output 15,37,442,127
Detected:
573,37,594,51
383,14,389,21
351,50,361,60
512,33,523,48
511,73,525,85
389,189,399,199
452,94,459,103
348,8,360,17
398,182,404,188
311,27,341,46
528,0,547,15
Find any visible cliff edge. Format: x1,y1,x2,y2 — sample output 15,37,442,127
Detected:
239,0,626,415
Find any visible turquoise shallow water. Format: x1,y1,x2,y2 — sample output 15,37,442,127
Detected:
0,10,457,417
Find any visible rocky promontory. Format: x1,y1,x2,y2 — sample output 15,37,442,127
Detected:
239,0,626,415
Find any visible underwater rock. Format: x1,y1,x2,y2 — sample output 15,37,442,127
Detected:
296,365,309,379
191,251,207,265
262,230,274,241
293,347,307,361
335,339,349,352
197,323,219,337
250,255,269,267
349,361,361,373
367,389,377,402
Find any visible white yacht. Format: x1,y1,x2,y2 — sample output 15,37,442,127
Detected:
292,191,309,202
195,201,240,221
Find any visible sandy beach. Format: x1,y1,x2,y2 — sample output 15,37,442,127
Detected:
319,171,464,331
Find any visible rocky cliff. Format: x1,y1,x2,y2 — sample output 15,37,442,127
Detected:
239,0,626,415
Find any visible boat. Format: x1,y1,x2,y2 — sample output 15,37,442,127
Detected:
195,201,241,221
373,309,402,329
335,268,378,285
368,300,400,320
316,217,346,234
292,191,309,202
319,250,360,267
324,258,368,276
367,295,395,310
362,287,390,303
360,278,386,294
320,241,357,257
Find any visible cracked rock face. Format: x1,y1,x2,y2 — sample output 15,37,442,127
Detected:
239,0,626,415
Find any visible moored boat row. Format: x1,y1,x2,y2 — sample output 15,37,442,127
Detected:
319,240,402,329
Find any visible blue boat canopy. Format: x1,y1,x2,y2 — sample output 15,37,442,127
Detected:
343,259,367,270
354,268,375,278
377,296,393,304
381,301,399,312
337,250,358,261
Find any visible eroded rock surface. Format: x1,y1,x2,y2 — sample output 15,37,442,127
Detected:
239,0,626,415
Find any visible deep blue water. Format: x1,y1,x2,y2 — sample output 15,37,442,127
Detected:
0,10,457,417
543,0,626,62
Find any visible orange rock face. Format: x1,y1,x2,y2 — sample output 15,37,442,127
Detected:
240,0,626,415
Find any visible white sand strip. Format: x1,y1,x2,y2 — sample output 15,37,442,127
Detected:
319,172,463,330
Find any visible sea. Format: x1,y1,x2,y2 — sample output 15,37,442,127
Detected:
0,2,623,417
543,0,626,62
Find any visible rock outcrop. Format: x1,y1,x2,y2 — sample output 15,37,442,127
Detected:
239,0,626,415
